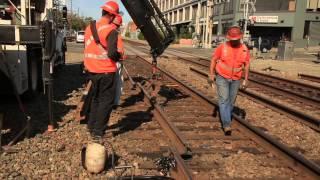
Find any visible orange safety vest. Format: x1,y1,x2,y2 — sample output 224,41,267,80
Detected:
84,19,117,73
215,43,249,80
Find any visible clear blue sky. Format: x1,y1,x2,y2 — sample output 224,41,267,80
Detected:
67,0,130,22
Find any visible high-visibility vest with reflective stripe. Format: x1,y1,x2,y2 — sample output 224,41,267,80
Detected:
215,43,249,80
84,21,117,73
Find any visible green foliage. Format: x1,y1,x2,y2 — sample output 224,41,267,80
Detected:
138,32,145,40
180,32,192,39
125,32,130,38
179,26,192,39
68,14,93,31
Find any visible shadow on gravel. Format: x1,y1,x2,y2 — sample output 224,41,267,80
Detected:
0,63,86,145
158,86,190,106
120,91,144,108
110,108,153,137
108,91,153,136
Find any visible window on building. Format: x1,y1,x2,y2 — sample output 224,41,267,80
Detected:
222,22,233,34
192,5,197,20
185,7,190,20
175,0,178,7
213,5,219,16
174,11,177,23
306,0,320,11
305,21,320,40
179,9,183,21
223,0,234,14
240,0,294,11
166,0,169,10
171,0,174,8
201,2,207,18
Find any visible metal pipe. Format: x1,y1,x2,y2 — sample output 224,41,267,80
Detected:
28,0,31,25
47,78,55,131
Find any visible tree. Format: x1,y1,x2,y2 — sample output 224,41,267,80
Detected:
138,32,144,40
68,14,92,31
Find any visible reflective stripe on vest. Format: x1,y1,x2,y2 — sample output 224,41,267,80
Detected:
86,25,110,49
84,53,109,60
84,22,117,73
217,61,242,73
216,43,247,80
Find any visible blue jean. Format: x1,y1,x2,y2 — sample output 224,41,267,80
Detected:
215,74,241,128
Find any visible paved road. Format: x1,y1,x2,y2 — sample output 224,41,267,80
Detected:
67,42,84,53
66,42,84,64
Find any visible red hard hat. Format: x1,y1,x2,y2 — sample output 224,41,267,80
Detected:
226,26,243,40
113,15,122,26
101,1,119,16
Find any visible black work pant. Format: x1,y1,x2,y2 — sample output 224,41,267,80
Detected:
87,73,116,137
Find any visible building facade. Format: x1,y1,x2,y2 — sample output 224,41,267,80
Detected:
156,0,320,48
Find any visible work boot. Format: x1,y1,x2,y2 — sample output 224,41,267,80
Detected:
223,127,232,136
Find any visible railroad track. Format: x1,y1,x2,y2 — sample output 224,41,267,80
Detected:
124,40,320,132
74,45,320,178
118,53,320,179
299,73,320,84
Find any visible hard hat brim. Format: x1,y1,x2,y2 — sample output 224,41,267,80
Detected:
226,34,243,40
100,6,119,16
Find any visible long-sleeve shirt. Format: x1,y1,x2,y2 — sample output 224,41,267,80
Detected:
107,29,121,62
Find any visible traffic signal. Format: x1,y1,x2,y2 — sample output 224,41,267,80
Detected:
62,6,68,20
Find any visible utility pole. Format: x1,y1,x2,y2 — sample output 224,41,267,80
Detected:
70,0,72,31
241,0,256,43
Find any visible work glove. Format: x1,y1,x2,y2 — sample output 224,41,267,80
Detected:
208,74,215,88
241,80,249,90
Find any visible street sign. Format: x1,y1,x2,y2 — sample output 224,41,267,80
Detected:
249,16,279,24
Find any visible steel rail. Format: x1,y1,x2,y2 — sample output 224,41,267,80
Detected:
169,147,193,180
190,67,320,132
123,63,194,179
248,77,320,107
251,70,320,93
129,55,320,179
128,42,320,130
128,38,320,96
298,73,320,84
123,64,192,159
136,83,193,159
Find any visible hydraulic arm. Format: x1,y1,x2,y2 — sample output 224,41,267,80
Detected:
121,0,175,58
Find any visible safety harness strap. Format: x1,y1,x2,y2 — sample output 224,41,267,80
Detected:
88,21,108,55
90,21,101,45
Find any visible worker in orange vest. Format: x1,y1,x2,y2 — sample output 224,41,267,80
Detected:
83,1,121,141
209,26,250,135
112,15,125,107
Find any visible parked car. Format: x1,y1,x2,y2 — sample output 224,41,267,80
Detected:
76,31,85,43
251,38,272,53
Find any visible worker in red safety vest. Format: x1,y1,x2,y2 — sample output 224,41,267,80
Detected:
112,15,125,107
209,26,250,135
83,1,121,141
